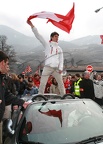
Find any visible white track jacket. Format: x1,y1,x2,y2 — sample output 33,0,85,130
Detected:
32,27,64,71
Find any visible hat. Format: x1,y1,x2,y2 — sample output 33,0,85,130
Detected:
0,51,9,62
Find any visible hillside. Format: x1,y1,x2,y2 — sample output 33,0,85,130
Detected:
0,25,39,53
0,25,103,73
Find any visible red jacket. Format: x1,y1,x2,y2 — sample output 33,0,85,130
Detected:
64,80,71,94
33,79,40,88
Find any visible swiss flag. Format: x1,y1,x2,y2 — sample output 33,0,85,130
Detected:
24,65,32,73
100,35,103,44
27,3,75,33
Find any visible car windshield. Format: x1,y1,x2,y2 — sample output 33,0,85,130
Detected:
19,99,103,144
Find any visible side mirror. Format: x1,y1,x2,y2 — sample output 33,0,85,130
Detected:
3,119,15,137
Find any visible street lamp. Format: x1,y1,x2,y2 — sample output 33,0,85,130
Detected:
95,7,103,13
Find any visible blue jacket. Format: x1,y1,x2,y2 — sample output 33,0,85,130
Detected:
23,87,38,96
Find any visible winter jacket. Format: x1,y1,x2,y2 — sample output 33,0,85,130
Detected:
93,80,103,99
23,87,38,96
18,80,28,95
32,27,64,71
74,78,82,96
33,79,40,88
80,78,95,100
0,74,24,122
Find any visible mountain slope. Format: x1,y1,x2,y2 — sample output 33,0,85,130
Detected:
0,25,103,74
70,35,101,46
0,25,40,52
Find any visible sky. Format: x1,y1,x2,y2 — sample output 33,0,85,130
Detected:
0,0,103,41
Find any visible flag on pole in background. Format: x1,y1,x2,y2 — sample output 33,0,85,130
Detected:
27,3,75,33
24,65,32,73
100,35,103,44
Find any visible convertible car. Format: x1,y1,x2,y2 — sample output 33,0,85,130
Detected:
3,94,103,144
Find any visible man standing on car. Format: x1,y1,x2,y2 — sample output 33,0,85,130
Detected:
0,51,30,143
27,20,65,96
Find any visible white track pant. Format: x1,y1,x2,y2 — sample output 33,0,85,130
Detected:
38,66,65,96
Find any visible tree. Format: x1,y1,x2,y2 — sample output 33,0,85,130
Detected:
0,35,17,72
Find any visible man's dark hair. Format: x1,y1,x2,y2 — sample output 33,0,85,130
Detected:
50,32,59,40
0,51,9,62
75,73,81,78
50,32,59,38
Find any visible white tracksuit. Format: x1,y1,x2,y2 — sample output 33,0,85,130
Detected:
32,27,65,95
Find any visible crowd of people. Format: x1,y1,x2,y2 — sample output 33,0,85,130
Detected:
4,70,103,106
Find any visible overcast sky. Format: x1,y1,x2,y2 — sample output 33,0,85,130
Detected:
0,0,103,41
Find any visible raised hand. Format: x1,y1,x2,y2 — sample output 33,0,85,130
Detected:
27,20,34,28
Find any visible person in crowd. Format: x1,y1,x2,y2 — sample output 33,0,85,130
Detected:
100,73,103,81
23,81,38,96
72,73,82,97
28,74,33,83
93,74,103,106
62,76,67,93
63,76,71,94
70,75,76,84
17,74,28,98
66,74,72,92
44,75,53,93
24,74,28,83
33,73,40,88
0,51,30,143
27,20,65,96
10,73,20,95
3,73,18,120
79,71,95,100
67,74,72,81
50,77,60,95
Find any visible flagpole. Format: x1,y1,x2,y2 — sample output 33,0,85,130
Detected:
95,7,103,13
